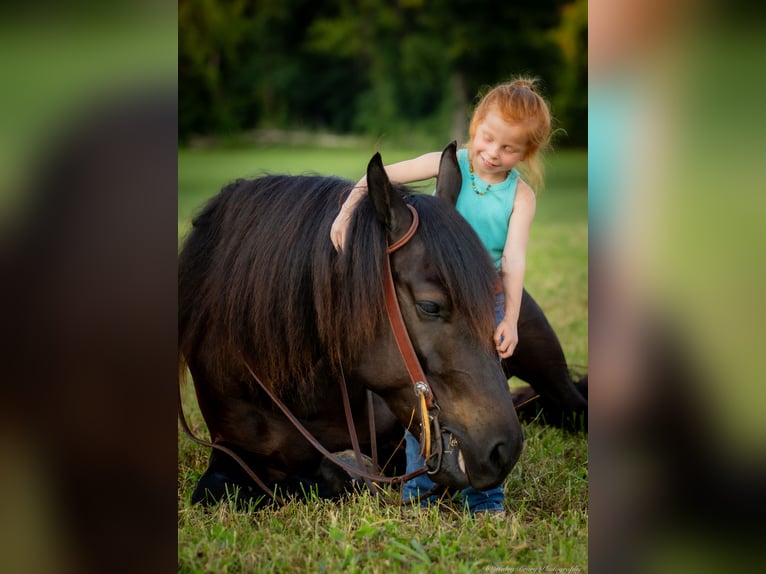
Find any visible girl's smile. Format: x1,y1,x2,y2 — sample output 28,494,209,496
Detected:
478,154,498,170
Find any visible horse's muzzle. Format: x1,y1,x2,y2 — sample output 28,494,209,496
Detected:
426,421,522,491
426,431,470,489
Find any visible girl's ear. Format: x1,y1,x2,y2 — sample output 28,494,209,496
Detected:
522,142,534,162
434,141,461,206
366,152,413,245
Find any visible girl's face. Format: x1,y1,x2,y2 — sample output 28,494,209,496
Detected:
471,111,529,183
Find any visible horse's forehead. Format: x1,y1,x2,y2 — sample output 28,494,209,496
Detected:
392,240,440,281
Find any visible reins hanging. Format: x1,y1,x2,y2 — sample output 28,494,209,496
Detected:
177,383,285,504
239,356,428,487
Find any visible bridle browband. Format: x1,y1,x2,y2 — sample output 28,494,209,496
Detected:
178,202,443,503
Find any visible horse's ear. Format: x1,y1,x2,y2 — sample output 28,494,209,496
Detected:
367,152,413,242
434,140,461,206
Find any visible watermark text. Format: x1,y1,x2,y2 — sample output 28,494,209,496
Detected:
484,567,582,574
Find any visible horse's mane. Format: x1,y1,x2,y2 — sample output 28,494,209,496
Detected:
178,175,497,396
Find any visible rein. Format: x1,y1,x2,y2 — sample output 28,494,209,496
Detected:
177,383,286,504
179,360,428,503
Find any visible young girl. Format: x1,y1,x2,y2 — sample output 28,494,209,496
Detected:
330,77,553,515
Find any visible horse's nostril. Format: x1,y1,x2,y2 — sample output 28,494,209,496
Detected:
490,441,508,467
490,436,521,470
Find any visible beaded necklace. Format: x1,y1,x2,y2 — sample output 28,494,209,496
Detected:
468,158,492,195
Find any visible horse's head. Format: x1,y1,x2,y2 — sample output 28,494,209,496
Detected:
352,143,523,490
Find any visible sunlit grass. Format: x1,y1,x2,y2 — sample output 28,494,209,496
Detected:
178,416,588,573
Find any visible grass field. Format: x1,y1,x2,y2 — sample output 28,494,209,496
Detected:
178,144,588,573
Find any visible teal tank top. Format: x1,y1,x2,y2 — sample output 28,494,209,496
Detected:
452,148,519,269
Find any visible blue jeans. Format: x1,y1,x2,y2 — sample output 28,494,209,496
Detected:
401,293,506,514
402,430,505,514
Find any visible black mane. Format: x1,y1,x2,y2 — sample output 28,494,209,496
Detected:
178,175,497,393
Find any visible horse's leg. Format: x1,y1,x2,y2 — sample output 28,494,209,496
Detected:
192,444,368,508
502,289,587,430
191,446,273,509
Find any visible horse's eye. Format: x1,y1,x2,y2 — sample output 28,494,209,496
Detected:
416,301,441,317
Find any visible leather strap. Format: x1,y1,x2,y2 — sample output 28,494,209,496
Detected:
382,255,435,410
338,365,381,494
382,203,440,464
177,384,284,503
367,390,379,472
386,204,419,255
241,356,427,486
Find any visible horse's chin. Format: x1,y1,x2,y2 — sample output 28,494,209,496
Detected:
425,431,470,489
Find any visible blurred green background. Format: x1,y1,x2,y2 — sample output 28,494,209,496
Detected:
179,0,587,148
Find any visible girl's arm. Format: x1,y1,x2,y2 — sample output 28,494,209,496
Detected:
330,152,442,251
495,181,536,358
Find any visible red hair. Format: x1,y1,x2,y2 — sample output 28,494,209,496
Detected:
468,77,552,191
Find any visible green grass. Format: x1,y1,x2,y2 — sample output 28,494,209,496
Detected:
178,407,587,573
178,144,588,572
178,144,422,240
179,395,588,573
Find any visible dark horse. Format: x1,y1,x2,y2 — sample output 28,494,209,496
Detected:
179,143,585,506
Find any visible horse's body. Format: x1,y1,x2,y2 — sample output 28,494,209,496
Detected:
179,144,585,506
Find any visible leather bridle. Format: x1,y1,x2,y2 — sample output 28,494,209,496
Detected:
178,203,443,503
382,205,443,471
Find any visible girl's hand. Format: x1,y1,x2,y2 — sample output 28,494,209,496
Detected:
330,209,352,252
331,186,366,251
494,318,519,358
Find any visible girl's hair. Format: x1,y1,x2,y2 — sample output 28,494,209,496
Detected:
468,76,552,192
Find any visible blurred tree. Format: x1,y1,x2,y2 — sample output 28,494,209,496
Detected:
410,0,569,143
180,0,365,141
178,0,587,147
179,0,251,138
550,0,587,147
